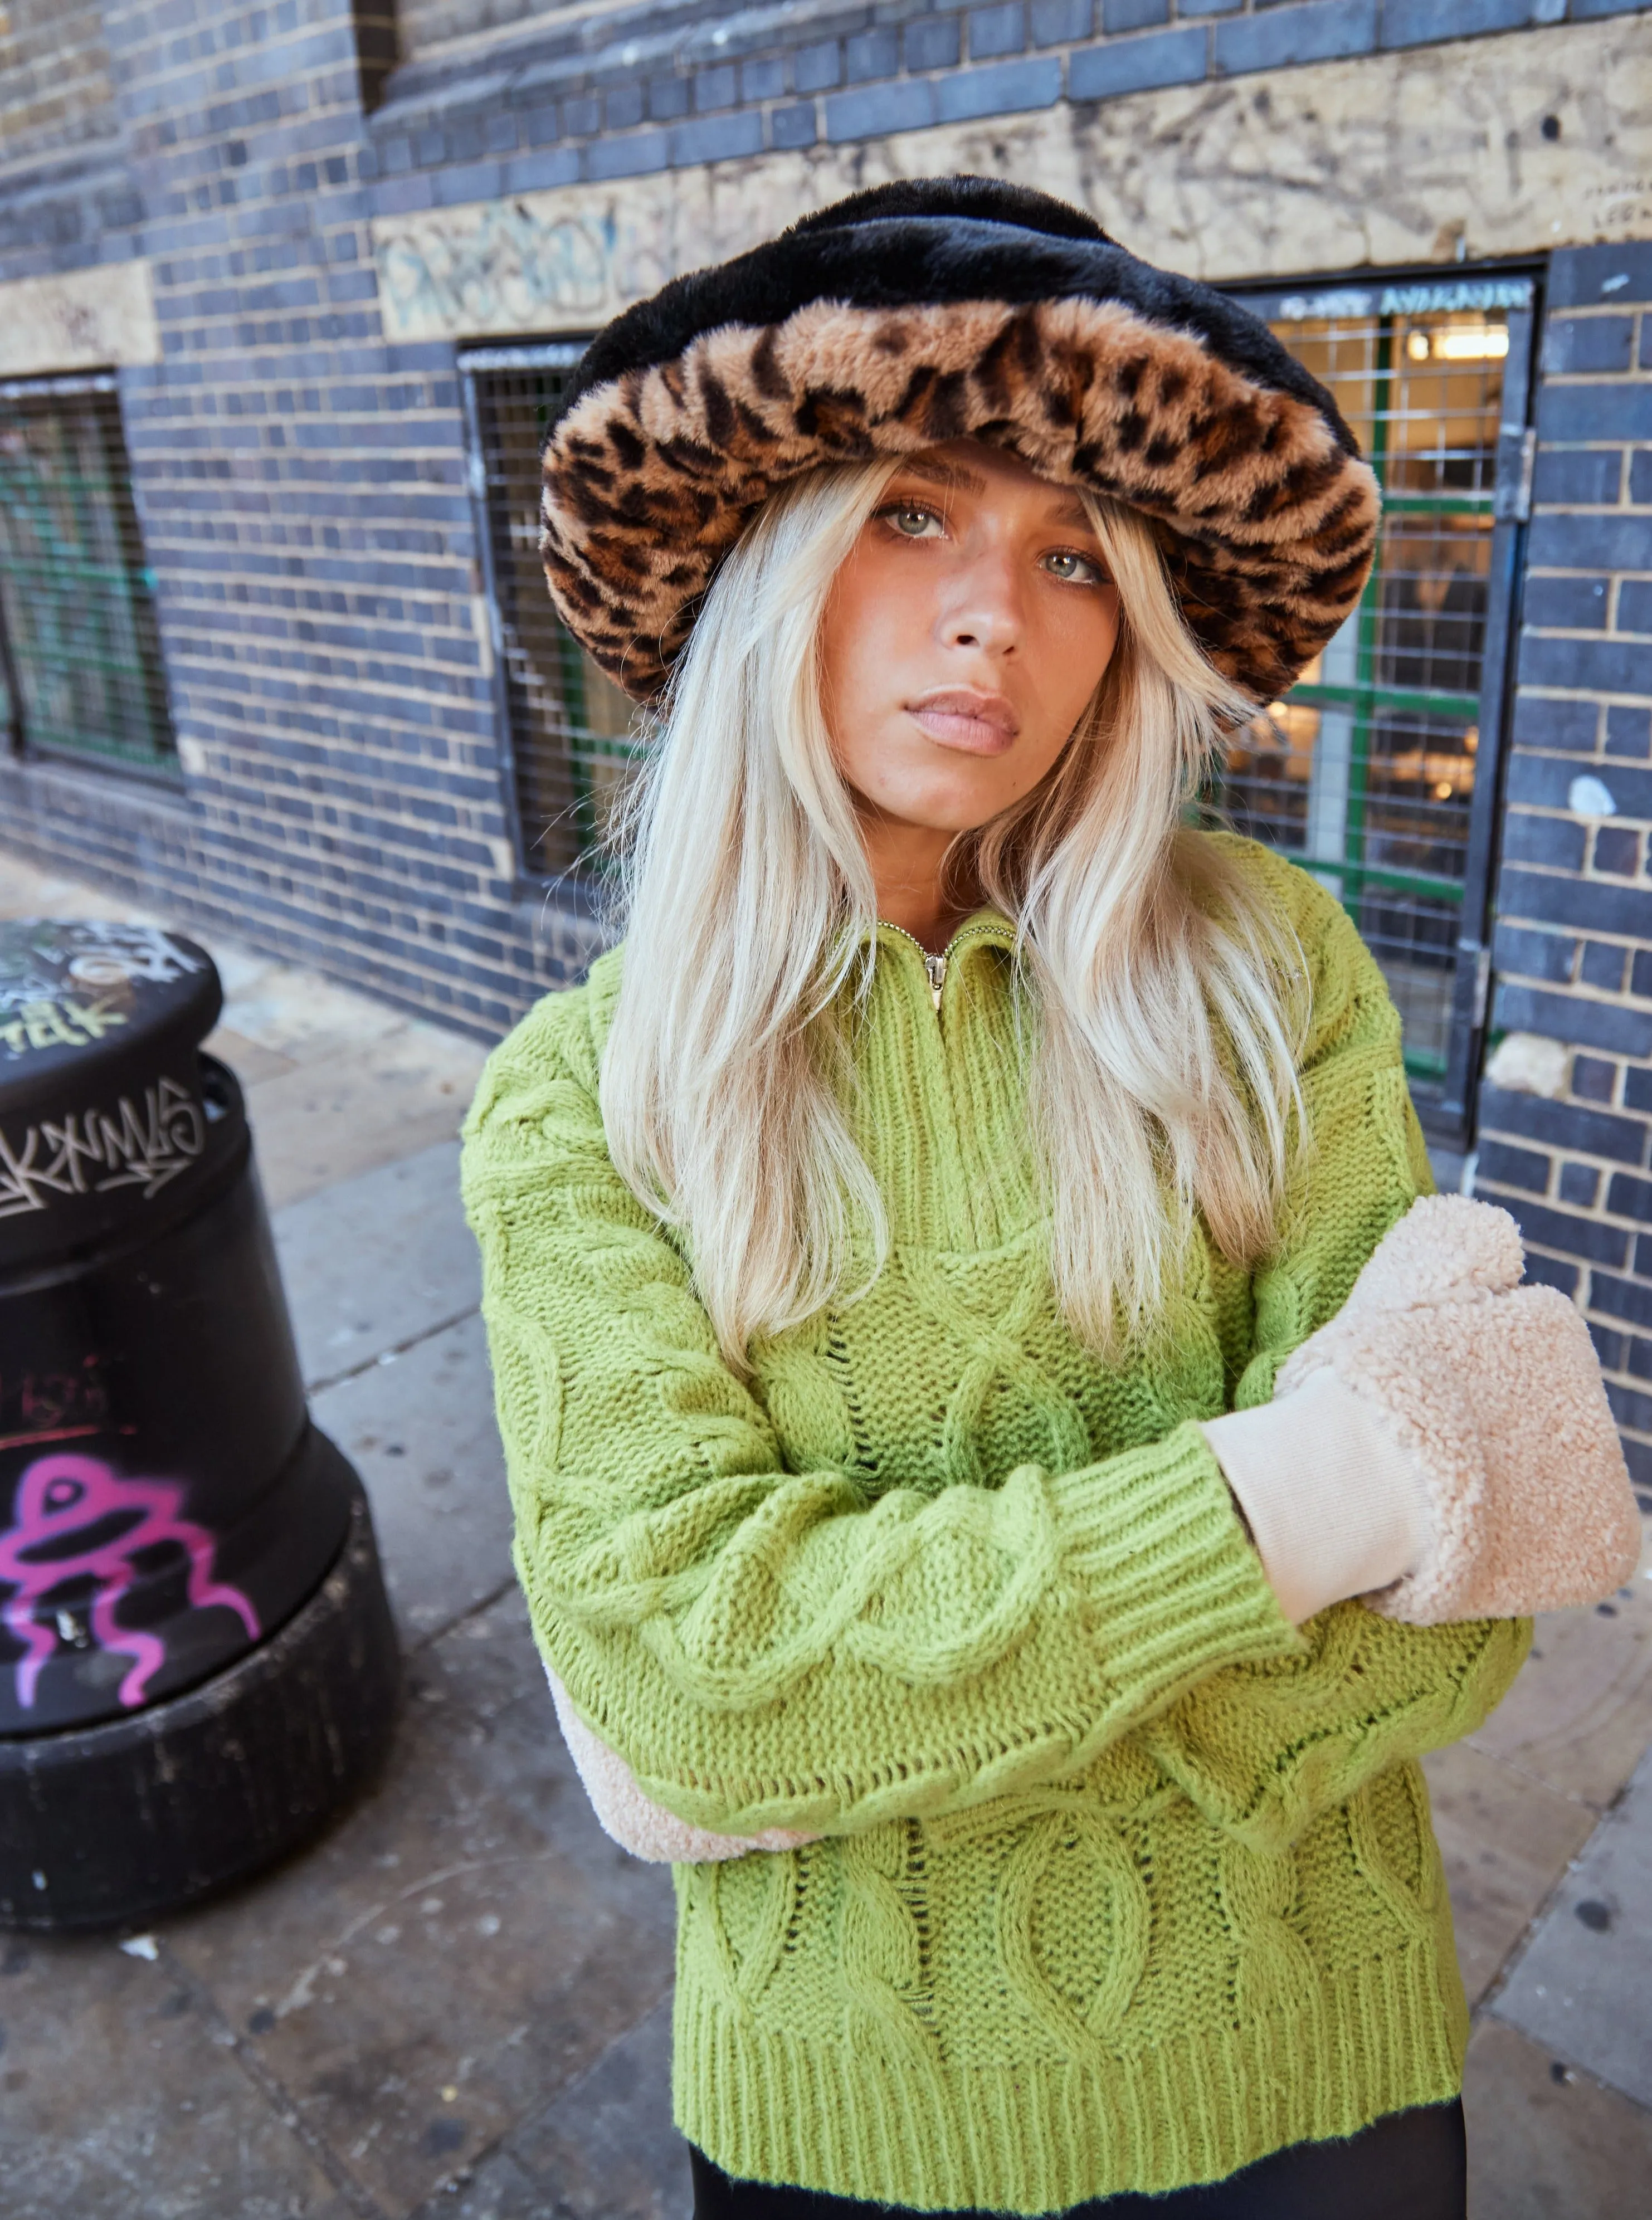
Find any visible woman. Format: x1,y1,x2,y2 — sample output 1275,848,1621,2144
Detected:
462,179,1639,2219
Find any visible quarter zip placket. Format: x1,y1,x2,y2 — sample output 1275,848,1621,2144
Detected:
876,920,1002,1014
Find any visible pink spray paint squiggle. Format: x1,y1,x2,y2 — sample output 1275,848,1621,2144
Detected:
0,1452,259,1709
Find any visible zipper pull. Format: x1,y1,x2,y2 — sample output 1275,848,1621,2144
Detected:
923,952,947,1011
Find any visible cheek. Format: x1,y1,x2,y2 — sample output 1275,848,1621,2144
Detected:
821,547,929,734
1035,594,1120,734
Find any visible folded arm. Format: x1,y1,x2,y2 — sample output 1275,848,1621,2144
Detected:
461,997,1300,1850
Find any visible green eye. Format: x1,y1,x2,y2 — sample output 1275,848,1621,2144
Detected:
883,502,943,538
1042,550,1107,585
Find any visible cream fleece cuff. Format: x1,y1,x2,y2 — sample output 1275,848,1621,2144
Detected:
1199,1368,1433,1625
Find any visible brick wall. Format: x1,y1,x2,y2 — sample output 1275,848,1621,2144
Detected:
1473,238,1652,1510
371,0,1644,195
0,0,600,1036
0,0,1646,1062
0,0,114,168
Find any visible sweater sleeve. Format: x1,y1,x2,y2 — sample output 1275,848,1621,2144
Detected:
1139,847,1534,1852
460,986,1301,1846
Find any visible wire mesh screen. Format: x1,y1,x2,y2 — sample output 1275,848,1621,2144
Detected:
469,355,641,881
0,380,177,775
1219,306,1513,1087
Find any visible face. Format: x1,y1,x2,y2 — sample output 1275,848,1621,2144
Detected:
819,441,1122,848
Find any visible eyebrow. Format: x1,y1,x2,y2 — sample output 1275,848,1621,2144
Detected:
890,457,1098,532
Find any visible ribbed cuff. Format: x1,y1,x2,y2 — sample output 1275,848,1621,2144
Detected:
1200,1369,1432,1623
1048,1421,1303,1721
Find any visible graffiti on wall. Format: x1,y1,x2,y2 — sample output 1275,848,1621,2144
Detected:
0,1451,259,1710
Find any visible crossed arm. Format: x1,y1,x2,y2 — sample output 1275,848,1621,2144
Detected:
460,906,1529,1864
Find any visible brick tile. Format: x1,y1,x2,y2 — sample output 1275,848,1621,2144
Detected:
968,3,1027,58
1478,1085,1646,1164
1523,574,1611,630
1383,0,1543,48
1493,920,1578,982
1582,941,1630,992
1529,515,1652,573
1575,1055,1621,1102
1493,982,1652,1060
1544,315,1638,375
823,78,937,137
1214,0,1376,76
907,16,963,66
1477,1138,1551,1194
1510,691,1602,753
935,54,1061,118
1102,0,1167,24
1532,448,1624,506
793,41,842,92
1031,0,1093,43
1561,1161,1602,1208
843,30,900,81
1547,241,1652,311
1068,24,1206,98
769,100,817,148
1608,706,1652,760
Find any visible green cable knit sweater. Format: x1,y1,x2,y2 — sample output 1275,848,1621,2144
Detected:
461,833,1531,2215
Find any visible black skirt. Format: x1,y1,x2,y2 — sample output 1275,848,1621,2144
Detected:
689,2098,1466,2220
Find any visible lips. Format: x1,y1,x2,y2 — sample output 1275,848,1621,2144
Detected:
906,688,1021,755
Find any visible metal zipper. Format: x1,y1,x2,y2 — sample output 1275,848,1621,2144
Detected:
878,920,1000,1012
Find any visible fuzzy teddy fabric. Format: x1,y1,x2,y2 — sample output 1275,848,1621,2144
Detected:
539,176,1380,706
541,1659,817,1864
1276,1196,1643,1623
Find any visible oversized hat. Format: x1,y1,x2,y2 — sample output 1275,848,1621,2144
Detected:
539,176,1380,705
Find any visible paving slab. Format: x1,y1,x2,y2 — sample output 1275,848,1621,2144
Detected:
507,1992,690,2219
1468,1550,1652,1812
0,1929,360,2220
1464,2017,1652,2220
157,1588,678,2217
311,1313,511,1647
1421,1741,1595,2007
274,1141,479,1391
244,1028,489,1212
1492,1739,1652,2109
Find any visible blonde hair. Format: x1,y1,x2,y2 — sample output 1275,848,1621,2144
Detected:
599,457,1308,1365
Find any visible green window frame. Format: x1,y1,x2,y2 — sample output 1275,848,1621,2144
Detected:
459,341,641,892
1219,272,1538,1143
0,373,177,779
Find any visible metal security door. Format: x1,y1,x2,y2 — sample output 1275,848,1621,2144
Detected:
0,374,176,776
459,343,641,887
1220,275,1537,1141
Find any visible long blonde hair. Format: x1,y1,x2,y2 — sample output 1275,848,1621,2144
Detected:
598,457,1308,1365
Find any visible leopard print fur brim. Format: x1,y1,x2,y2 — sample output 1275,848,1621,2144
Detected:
540,181,1380,706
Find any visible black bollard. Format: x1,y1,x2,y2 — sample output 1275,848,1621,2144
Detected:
0,919,401,1929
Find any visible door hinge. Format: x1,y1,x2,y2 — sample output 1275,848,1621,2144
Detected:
1494,427,1536,524
1471,943,1492,1030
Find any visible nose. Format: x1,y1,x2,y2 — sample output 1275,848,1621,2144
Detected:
936,541,1023,658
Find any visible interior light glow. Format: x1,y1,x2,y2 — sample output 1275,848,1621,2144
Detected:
1431,326,1510,362
1405,330,1431,362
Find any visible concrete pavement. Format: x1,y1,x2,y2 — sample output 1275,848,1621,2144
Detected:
2,849,1650,2218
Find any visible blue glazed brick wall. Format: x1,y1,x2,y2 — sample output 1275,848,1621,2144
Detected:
1475,241,1652,1502
0,0,600,1036
0,0,1647,1061
366,0,1645,189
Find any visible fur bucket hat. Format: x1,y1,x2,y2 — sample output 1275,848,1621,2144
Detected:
539,175,1380,706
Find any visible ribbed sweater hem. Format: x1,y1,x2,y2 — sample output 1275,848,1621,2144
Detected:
672,1944,1466,2217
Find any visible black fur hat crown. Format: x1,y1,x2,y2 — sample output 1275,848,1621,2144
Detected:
539,175,1379,704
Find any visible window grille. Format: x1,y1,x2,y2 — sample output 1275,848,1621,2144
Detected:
1219,276,1536,1131
460,344,641,885
0,375,177,777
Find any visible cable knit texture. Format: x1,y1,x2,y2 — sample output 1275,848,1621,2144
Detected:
461,834,1531,2215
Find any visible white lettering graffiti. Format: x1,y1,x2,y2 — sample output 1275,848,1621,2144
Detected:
0,1077,206,1219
